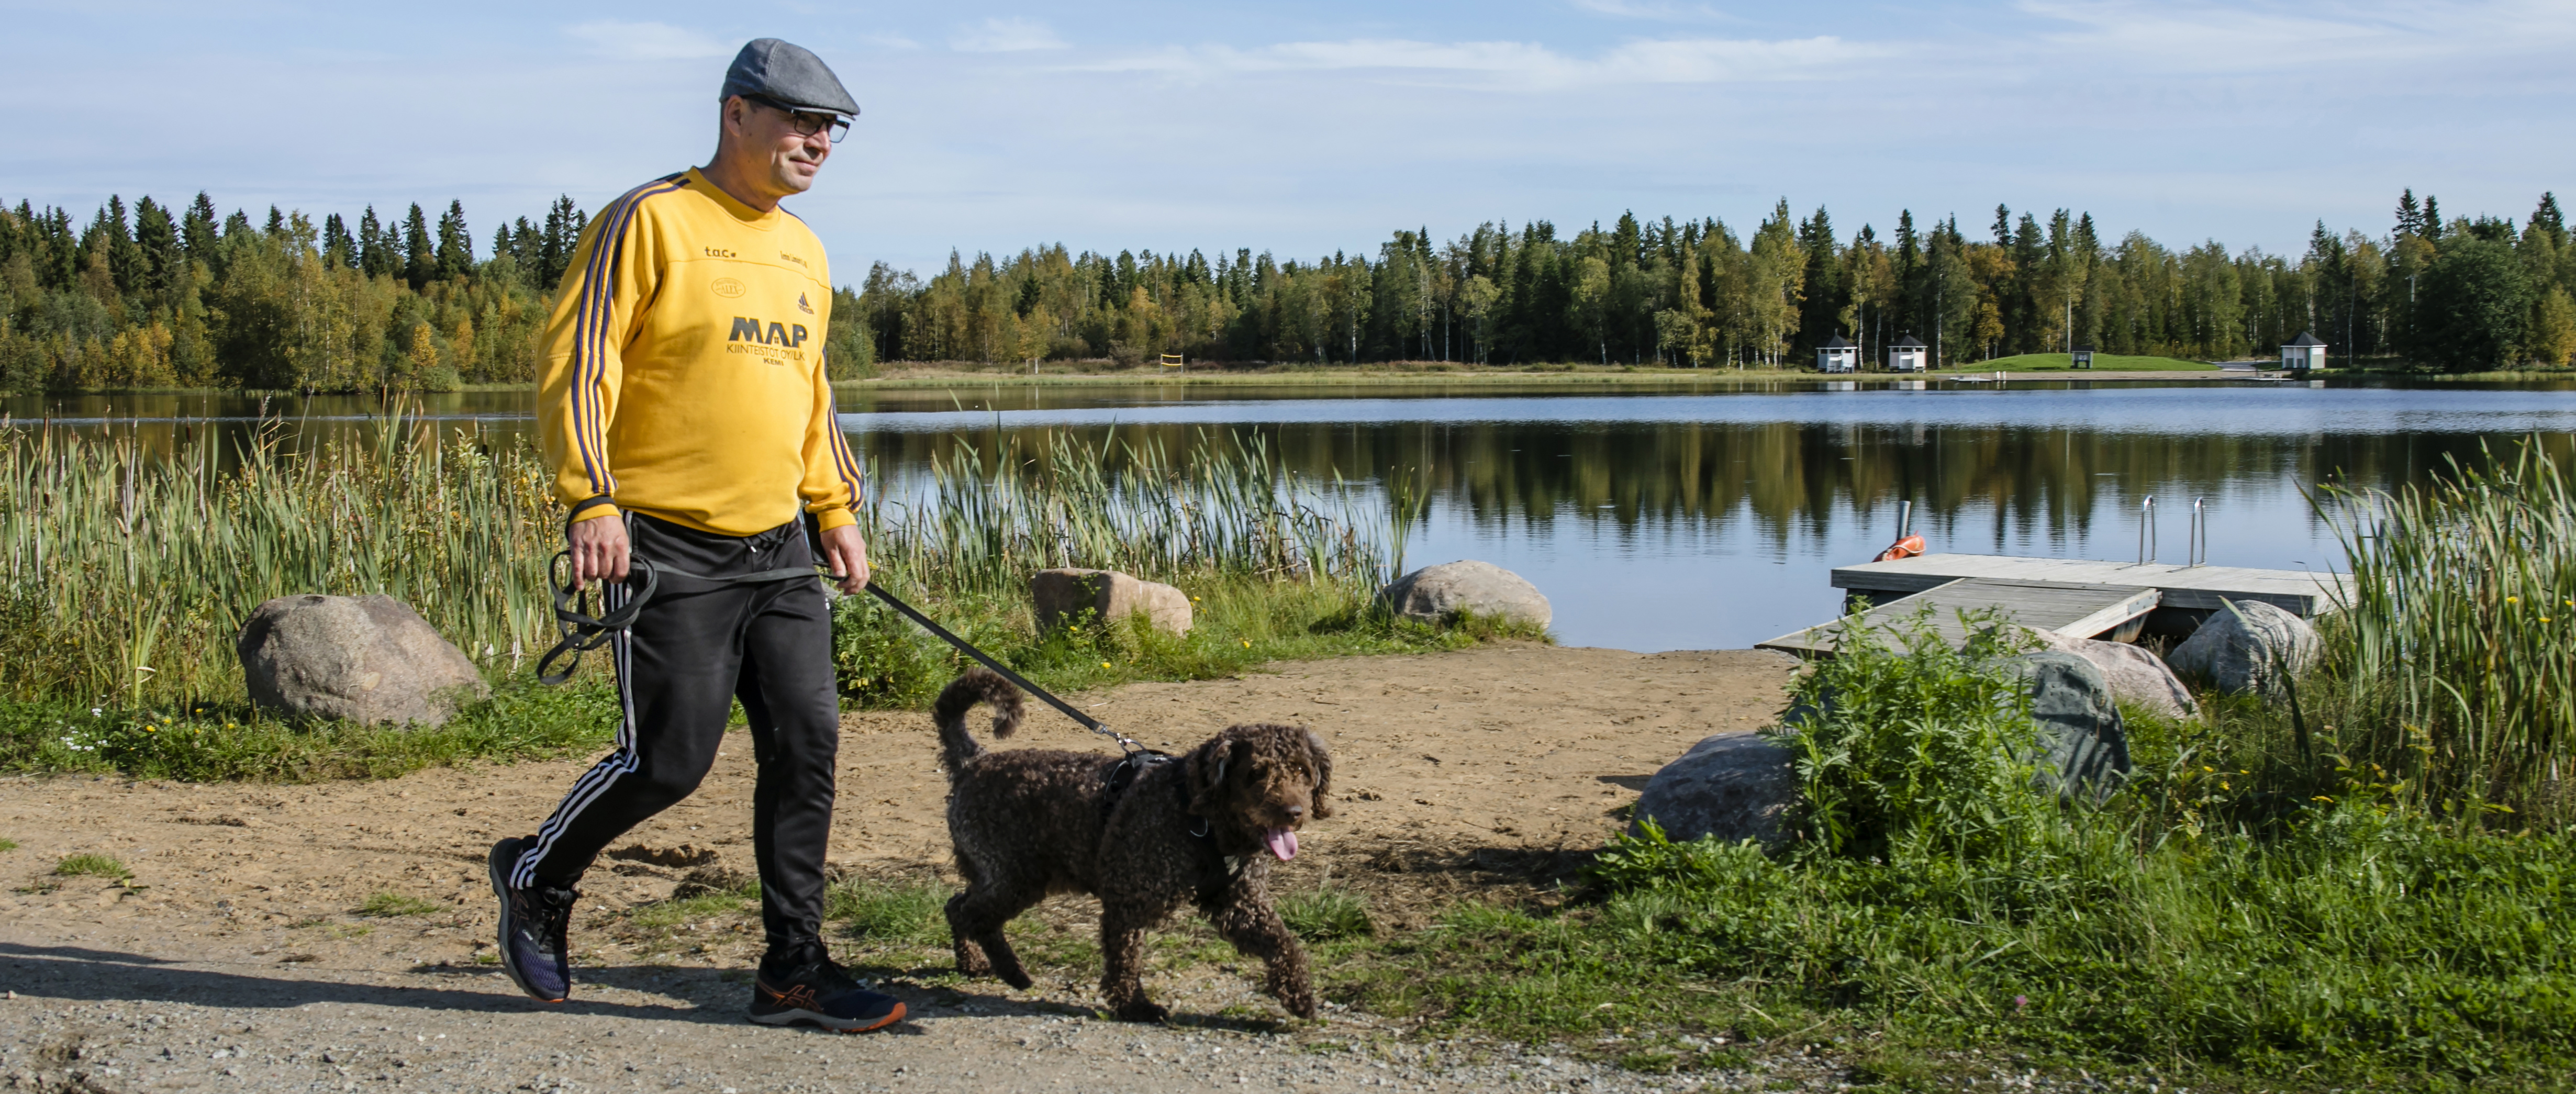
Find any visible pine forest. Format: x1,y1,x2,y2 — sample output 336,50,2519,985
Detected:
3,187,2572,393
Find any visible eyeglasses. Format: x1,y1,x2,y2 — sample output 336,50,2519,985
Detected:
747,95,851,143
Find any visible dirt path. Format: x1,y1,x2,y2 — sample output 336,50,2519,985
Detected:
0,645,1824,1093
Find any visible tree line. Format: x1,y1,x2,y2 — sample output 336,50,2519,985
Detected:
0,192,610,393
5,187,2572,393
858,189,2576,373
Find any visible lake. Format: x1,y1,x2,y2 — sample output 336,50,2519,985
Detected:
12,379,2575,651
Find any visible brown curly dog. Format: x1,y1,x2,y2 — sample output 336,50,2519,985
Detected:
931,667,1333,1022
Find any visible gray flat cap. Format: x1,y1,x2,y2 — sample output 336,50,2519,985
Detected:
721,38,860,118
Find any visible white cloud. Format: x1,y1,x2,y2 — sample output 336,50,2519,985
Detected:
951,17,1067,53
564,20,731,61
1087,35,1884,88
2015,0,2576,71
1567,0,1731,21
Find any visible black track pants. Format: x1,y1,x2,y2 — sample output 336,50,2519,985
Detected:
511,513,841,954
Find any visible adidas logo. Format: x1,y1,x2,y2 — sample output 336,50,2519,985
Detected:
797,293,813,315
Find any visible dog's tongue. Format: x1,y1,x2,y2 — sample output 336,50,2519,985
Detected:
1263,828,1299,861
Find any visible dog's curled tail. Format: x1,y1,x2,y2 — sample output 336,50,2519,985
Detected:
933,667,1023,774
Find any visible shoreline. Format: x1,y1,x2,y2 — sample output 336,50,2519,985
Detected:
20,365,2576,400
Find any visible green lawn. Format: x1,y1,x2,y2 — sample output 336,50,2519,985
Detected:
1952,352,2217,372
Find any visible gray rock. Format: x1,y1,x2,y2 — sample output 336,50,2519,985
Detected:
1030,568,1193,635
2006,651,2134,800
2021,627,2199,721
1627,732,1801,850
236,594,489,727
2164,599,2319,695
1379,560,1551,628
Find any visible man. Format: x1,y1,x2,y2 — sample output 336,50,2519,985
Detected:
489,38,902,1033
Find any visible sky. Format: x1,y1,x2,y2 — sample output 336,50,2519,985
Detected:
4,1,2572,280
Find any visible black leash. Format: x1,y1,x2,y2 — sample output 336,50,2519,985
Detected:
534,540,1153,756
858,582,1156,756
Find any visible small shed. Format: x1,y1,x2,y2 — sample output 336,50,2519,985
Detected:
2070,344,2095,370
1887,334,1928,373
2281,332,2326,372
1816,334,1858,374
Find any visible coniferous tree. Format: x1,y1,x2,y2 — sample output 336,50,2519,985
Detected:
94,196,143,296
402,203,434,290
2423,195,2444,241
2533,193,2566,248
182,193,220,260
133,197,181,298
538,196,583,290
2396,189,2423,237
322,213,356,270
2406,237,2529,371
358,206,395,278
434,199,473,282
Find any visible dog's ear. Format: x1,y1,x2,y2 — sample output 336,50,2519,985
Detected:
1189,734,1244,816
1302,728,1334,818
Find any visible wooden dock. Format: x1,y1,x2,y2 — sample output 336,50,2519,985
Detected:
1832,553,2349,617
1755,553,2350,657
1757,577,2160,657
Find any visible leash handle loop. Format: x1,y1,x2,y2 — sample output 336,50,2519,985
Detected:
536,553,660,686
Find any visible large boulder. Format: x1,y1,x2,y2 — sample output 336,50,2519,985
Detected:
1030,568,1192,635
2021,628,2198,721
2006,651,2134,801
236,595,489,728
2164,599,2319,695
1628,733,1802,850
1379,560,1551,628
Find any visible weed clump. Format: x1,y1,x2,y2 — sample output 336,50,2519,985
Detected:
356,892,441,917
1280,888,1374,941
53,853,129,880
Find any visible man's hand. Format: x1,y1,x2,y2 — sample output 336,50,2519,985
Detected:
819,523,871,595
568,514,631,586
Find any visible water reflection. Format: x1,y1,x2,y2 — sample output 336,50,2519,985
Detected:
9,383,2573,650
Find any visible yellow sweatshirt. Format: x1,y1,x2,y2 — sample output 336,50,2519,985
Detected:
537,168,863,537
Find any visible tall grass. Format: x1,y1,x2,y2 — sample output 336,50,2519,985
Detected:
855,429,1384,599
0,411,559,706
2317,437,2575,824
1365,609,2576,1087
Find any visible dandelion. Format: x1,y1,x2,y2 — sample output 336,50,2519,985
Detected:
2506,596,2522,605
1101,661,1112,669
1241,640,1251,648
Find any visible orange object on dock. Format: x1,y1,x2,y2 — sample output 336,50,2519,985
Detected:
1875,534,1926,563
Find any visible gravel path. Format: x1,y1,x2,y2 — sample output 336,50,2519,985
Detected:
0,646,2030,1092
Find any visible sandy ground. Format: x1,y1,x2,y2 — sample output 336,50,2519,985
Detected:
0,645,1870,1093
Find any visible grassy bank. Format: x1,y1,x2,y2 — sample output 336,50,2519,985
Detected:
1950,352,2216,373
0,415,1532,780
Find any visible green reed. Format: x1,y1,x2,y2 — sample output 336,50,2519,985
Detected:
0,412,561,706
2317,436,2576,823
0,417,1391,709
854,428,1386,601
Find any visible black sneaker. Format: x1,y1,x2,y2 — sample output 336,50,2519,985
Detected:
487,836,576,1003
749,952,906,1033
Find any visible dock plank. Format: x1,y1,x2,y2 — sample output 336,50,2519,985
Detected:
1756,577,2161,657
1832,553,2348,617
